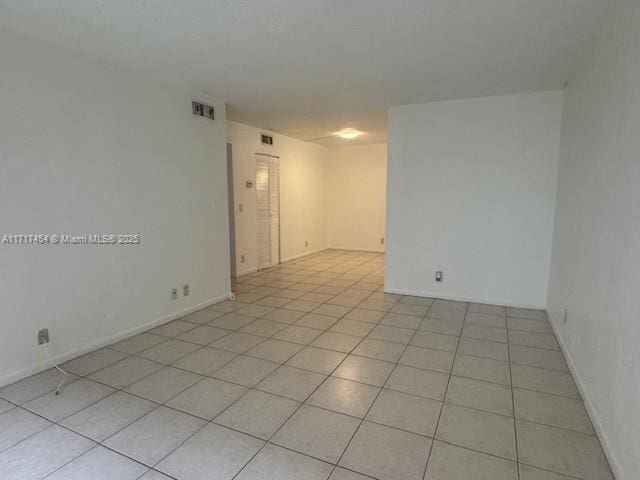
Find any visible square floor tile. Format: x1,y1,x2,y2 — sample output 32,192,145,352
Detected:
518,464,577,480
516,420,613,479
0,425,94,480
137,470,175,480
453,355,510,385
425,440,517,480
156,423,264,480
286,346,347,374
0,408,52,452
411,331,459,352
352,339,405,362
262,308,306,324
210,332,265,353
110,333,166,355
508,317,552,333
330,467,375,479
420,318,463,336
46,446,147,480
137,339,200,364
308,377,379,417
0,399,13,415
514,388,593,434
310,304,348,318
240,319,287,337
61,391,155,442
340,421,431,480
446,376,513,416
508,331,559,350
272,405,360,463
382,312,422,329
150,320,198,338
274,325,324,345
296,313,339,330
166,378,246,420
176,326,229,345
236,443,333,480
124,367,201,403
368,325,414,344
181,308,224,325
172,347,236,375
510,365,578,397
469,303,506,316
344,308,386,323
461,324,507,343
286,300,322,312
214,390,299,439
366,388,441,436
257,366,326,401
466,312,507,328
24,378,114,422
509,345,568,372
426,309,466,322
236,304,276,318
331,319,376,336
386,365,448,400
212,356,280,387
246,338,304,363
104,406,205,466
390,303,429,316
333,355,394,387
312,332,362,352
0,368,80,405
62,348,127,376
458,337,509,361
436,404,516,460
209,313,255,330
400,346,454,373
507,308,547,321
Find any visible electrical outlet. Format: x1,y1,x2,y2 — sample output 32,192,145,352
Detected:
563,308,568,324
183,284,190,296
380,237,385,245
305,241,309,248
240,254,245,263
435,271,443,282
171,288,178,300
238,203,244,212
37,328,49,345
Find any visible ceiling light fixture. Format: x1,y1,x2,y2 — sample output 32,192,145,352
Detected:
336,128,362,139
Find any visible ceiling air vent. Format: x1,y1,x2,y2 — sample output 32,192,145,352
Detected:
261,134,274,146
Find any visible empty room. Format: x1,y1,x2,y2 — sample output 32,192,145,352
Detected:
0,1,637,480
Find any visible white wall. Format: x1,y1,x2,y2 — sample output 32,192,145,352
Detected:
226,121,327,275
386,91,562,307
547,1,640,477
325,144,387,252
0,30,230,386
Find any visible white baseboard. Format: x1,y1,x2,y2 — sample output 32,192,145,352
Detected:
233,266,258,277
280,247,327,263
383,287,545,310
327,245,385,253
0,292,232,388
546,310,622,480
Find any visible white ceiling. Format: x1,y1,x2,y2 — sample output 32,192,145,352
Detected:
0,0,615,146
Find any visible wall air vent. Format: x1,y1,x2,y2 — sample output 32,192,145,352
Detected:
261,134,274,146
192,101,215,120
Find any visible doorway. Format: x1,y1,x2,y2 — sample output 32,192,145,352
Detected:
255,153,280,269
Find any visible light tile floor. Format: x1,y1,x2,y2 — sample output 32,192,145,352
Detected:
0,250,614,479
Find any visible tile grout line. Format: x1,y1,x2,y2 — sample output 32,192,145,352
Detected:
506,315,521,480
227,263,394,479
419,301,470,480
325,296,437,480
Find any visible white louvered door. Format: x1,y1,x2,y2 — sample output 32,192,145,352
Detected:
255,154,280,269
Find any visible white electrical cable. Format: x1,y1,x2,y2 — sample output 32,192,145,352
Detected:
43,342,68,395
26,314,68,395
